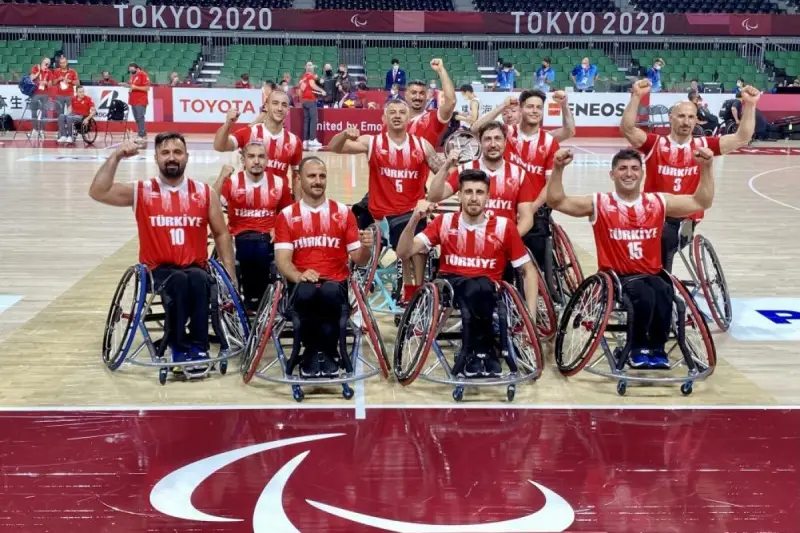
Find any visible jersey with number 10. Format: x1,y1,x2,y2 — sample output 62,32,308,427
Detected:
591,192,666,275
367,133,430,220
135,178,210,270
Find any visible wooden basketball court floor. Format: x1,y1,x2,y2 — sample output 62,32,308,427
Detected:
0,133,798,409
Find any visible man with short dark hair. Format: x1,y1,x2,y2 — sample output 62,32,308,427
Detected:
57,85,95,144
236,73,252,89
455,84,479,130
535,57,555,92
385,59,406,91
123,62,150,143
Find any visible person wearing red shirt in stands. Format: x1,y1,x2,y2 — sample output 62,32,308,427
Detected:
545,147,715,369
52,55,78,114
214,142,293,311
29,57,52,137
57,86,95,144
89,133,236,368
274,157,372,378
123,62,150,143
298,61,326,150
396,170,538,378
97,71,117,86
235,73,252,88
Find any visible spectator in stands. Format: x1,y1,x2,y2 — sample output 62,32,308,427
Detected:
793,77,800,87
386,83,403,102
29,57,52,138
97,71,117,86
535,57,555,93
279,80,295,107
52,55,78,114
57,85,95,144
336,80,361,109
299,61,325,149
169,72,181,87
455,84,479,129
731,91,767,139
688,79,703,94
384,59,406,91
689,90,719,134
236,73,252,89
495,62,518,92
426,86,438,111
122,62,150,142
733,78,745,95
647,58,665,93
322,64,338,107
335,64,352,98
571,57,598,92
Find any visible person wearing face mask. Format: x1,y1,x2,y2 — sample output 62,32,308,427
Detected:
733,78,745,95
97,70,117,87
386,83,402,102
571,57,598,92
535,57,555,93
495,62,519,92
322,63,338,107
425,84,438,111
647,58,665,93
335,64,352,99
384,59,406,91
123,62,150,143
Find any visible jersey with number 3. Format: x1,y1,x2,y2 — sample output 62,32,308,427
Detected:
639,134,721,221
367,133,430,220
592,192,665,275
135,178,210,270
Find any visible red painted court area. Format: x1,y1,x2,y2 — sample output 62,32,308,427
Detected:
0,407,797,532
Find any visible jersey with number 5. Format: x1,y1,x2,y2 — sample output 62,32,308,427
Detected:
367,133,430,220
591,192,665,275
135,178,210,271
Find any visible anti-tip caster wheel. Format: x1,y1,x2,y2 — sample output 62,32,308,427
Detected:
507,384,516,402
616,380,627,396
219,359,228,375
158,367,168,386
342,383,355,400
452,386,464,402
681,382,693,396
393,315,402,327
292,385,305,403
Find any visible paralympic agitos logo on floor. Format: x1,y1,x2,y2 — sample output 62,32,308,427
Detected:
148,433,577,532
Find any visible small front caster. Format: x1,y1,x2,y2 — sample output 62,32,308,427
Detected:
292,385,305,402
681,381,693,396
159,367,168,385
507,384,516,402
616,380,627,396
342,383,354,400
219,359,228,375
452,386,464,402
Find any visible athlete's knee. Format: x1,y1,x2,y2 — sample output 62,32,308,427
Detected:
293,282,318,311
319,280,346,307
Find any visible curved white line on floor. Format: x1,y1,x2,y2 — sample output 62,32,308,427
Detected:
747,165,800,212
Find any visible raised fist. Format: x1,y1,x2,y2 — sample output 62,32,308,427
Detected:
632,79,652,97
694,147,714,166
344,126,360,140
359,230,374,249
226,107,241,124
552,90,568,105
430,58,445,72
740,85,761,105
220,164,235,178
503,96,519,108
553,148,574,168
414,199,435,219
446,148,461,167
115,140,140,159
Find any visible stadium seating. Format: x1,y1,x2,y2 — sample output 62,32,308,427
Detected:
218,44,339,87
0,39,62,83
149,0,293,6
496,48,620,90
474,0,617,12
630,0,781,13
317,0,453,9
765,50,800,81
364,48,480,88
75,41,201,85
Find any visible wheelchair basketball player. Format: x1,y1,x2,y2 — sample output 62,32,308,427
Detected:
546,147,715,369
396,169,538,377
273,157,374,377
214,141,293,311
89,133,236,366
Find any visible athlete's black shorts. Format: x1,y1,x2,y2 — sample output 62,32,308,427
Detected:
661,217,697,273
386,211,427,251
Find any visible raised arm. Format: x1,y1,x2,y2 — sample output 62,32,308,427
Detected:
720,87,760,154
430,59,456,122
427,149,460,203
471,96,517,135
397,200,436,260
548,91,575,142
213,108,240,152
546,149,594,218
213,164,235,196
664,147,715,218
328,126,370,154
208,193,236,284
348,229,373,267
88,141,137,207
620,79,651,149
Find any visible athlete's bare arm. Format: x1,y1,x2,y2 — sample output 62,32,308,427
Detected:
328,126,370,154
426,149,460,202
397,200,436,260
620,80,651,149
213,108,240,152
719,86,760,154
431,59,456,122
548,90,576,142
546,149,594,218
276,249,318,283
470,96,517,135
518,261,538,318
208,193,236,284
88,140,137,207
664,147,715,217
349,230,373,267
517,201,534,236
421,138,442,173
213,164,235,196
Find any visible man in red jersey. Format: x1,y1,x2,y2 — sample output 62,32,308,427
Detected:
621,79,759,272
122,62,150,143
89,133,235,366
274,157,372,378
52,55,78,115
329,99,441,303
56,86,95,144
29,56,52,138
546,147,715,369
214,90,303,198
397,170,538,377
214,141,293,311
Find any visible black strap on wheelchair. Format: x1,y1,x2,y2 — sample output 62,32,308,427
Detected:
338,296,353,374
208,274,229,351
496,290,518,373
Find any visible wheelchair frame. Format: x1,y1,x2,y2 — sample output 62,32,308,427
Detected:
393,279,543,402
554,270,716,396
101,259,249,385
67,117,97,145
241,274,390,402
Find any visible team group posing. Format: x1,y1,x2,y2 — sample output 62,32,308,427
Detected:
89,58,761,378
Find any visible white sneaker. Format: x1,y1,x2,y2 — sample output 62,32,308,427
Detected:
56,136,67,143
303,140,309,150
309,139,322,148
66,136,74,144
28,129,39,138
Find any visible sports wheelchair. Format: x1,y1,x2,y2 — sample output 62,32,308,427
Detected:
393,279,543,402
68,117,98,145
241,270,390,402
554,270,715,396
102,259,250,384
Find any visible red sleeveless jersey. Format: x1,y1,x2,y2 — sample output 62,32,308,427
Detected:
407,109,449,147
418,212,529,281
231,125,303,179
273,199,360,282
504,126,559,194
446,159,534,221
220,171,292,236
592,192,666,276
639,133,721,221
367,133,430,220
134,178,210,270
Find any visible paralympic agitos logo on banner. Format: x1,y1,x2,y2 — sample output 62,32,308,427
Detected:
149,433,577,532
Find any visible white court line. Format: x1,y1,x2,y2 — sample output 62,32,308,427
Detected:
567,144,600,156
350,154,357,188
354,354,366,420
748,165,800,212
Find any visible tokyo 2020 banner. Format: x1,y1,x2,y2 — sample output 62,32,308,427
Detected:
0,5,798,36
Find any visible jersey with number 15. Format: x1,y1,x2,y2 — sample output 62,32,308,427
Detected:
367,133,430,220
135,178,210,270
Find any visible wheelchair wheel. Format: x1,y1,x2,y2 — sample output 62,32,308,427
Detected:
242,281,283,383
80,118,98,145
393,283,440,385
692,235,732,331
553,222,584,294
351,222,381,295
671,276,716,374
515,251,556,340
554,272,614,376
209,259,249,344
102,264,147,371
499,281,543,379
350,277,390,378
